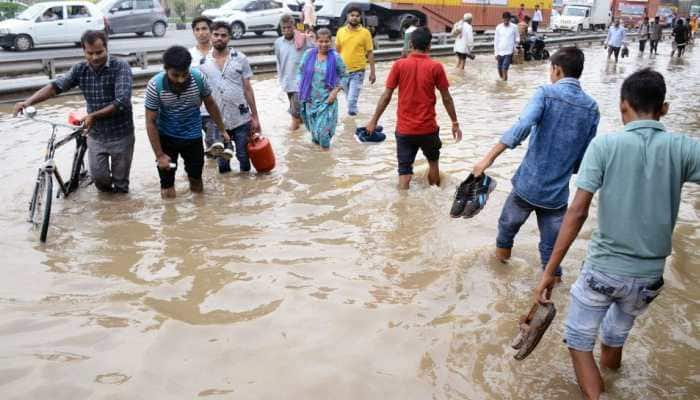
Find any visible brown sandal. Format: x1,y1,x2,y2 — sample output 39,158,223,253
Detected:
511,302,557,361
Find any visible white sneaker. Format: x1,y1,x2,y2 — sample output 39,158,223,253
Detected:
221,148,235,160
205,142,224,157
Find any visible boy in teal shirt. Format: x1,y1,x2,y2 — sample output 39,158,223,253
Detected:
533,69,700,399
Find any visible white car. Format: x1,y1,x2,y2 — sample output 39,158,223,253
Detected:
0,1,105,51
203,0,299,40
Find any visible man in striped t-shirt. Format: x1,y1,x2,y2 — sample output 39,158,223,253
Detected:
145,45,229,199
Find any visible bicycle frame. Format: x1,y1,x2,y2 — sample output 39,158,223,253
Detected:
35,118,86,198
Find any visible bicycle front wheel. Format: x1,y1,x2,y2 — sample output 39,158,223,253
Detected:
30,171,53,242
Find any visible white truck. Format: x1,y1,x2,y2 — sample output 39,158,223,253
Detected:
553,0,610,32
313,0,425,39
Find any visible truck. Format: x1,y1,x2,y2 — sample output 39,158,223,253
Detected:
688,0,700,16
611,0,660,28
553,0,610,31
313,0,552,38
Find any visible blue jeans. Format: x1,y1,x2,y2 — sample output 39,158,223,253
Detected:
206,119,251,172
496,54,513,71
342,70,364,115
565,264,663,351
496,191,566,276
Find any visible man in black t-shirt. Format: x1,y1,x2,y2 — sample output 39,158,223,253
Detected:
671,19,688,57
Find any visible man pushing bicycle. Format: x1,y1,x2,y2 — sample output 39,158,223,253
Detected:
13,30,134,194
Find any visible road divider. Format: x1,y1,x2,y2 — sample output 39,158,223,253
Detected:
0,33,629,103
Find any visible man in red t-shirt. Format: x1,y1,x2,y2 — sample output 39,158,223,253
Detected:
366,27,462,189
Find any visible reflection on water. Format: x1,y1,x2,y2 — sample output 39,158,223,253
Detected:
0,44,699,399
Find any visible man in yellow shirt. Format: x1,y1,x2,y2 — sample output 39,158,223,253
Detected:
335,7,376,116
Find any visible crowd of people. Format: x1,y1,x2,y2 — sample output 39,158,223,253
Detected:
9,11,700,400
605,14,696,61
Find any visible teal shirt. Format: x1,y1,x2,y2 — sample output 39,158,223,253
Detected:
576,120,700,278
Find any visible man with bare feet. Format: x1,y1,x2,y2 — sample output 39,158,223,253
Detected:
472,47,598,277
533,69,700,400
145,45,229,199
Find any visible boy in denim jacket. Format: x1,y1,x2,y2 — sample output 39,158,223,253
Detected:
533,69,700,399
473,46,599,277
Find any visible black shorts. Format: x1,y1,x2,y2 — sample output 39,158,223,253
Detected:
395,132,442,175
455,51,468,60
158,134,204,189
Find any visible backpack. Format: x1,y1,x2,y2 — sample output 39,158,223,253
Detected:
153,67,206,96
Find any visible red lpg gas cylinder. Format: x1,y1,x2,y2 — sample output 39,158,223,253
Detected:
247,134,275,173
68,109,87,126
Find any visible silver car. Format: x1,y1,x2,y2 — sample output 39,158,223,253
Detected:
98,0,168,37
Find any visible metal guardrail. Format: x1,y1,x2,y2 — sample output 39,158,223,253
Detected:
0,30,597,79
0,32,634,102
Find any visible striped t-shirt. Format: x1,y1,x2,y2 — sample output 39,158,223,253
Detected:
144,69,212,140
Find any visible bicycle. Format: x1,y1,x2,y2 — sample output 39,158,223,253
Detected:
24,106,90,242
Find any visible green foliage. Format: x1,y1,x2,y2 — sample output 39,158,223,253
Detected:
173,0,187,22
0,2,27,21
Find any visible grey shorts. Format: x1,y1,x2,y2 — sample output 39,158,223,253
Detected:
287,92,301,119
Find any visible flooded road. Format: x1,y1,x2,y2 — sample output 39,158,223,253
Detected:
0,43,699,399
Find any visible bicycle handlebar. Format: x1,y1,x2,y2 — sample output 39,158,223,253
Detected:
23,106,85,131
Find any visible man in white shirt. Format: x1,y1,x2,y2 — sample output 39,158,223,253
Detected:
452,13,475,70
494,12,519,81
532,4,543,32
605,18,626,63
189,16,222,157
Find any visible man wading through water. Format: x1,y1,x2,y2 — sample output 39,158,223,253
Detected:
494,12,519,81
200,21,261,174
335,6,376,116
14,30,135,194
365,27,462,190
144,45,229,198
275,14,310,130
189,16,226,158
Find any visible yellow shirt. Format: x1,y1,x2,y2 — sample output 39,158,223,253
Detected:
335,25,373,72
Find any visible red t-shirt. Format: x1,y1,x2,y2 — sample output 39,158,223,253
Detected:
385,53,449,135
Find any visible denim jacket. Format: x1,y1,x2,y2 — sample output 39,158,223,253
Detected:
500,78,599,209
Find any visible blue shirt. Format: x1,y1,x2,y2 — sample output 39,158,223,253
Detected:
606,25,626,48
52,57,133,142
500,78,599,209
576,121,700,278
144,69,212,140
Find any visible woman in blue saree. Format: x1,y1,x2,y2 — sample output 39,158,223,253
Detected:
297,28,346,149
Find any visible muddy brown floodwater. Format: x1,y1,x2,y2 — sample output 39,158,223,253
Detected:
0,43,698,399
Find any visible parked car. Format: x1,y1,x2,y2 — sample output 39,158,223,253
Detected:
98,0,168,37
0,1,105,51
0,1,28,22
202,0,299,39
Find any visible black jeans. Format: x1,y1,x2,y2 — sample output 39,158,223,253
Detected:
650,40,659,53
532,21,539,32
639,39,647,52
157,135,204,189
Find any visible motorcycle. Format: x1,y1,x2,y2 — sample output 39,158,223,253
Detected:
522,34,550,61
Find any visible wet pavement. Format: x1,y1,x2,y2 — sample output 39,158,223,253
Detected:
0,43,698,399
